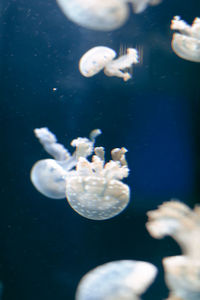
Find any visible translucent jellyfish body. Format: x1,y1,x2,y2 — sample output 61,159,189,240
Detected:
171,16,200,62
146,200,200,300
79,46,139,81
66,147,130,220
75,260,157,300
56,0,162,31
131,0,162,14
30,127,101,199
56,0,128,31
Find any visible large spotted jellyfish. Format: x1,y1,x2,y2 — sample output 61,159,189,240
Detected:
66,146,130,220
171,16,200,62
75,260,157,300
56,0,162,31
30,127,101,199
79,46,139,81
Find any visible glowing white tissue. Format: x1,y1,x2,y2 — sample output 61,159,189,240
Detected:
171,16,200,62
66,147,130,220
56,0,162,31
79,46,139,81
31,128,131,220
75,260,157,300
30,128,100,199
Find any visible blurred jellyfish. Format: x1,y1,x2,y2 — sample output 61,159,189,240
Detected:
56,0,162,31
171,16,200,62
75,260,157,300
146,200,200,300
131,0,162,14
30,127,101,199
66,147,130,220
79,46,139,81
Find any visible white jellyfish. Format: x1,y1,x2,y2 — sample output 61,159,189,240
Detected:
146,200,200,300
56,0,162,31
171,16,200,62
79,46,139,81
30,127,101,199
75,260,157,300
66,147,130,220
131,0,162,14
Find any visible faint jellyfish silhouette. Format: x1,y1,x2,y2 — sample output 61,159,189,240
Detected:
66,146,130,220
131,0,162,14
56,0,162,31
30,127,101,199
171,16,200,62
79,46,139,81
75,260,157,300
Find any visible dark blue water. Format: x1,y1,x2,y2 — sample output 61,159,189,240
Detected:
0,0,200,299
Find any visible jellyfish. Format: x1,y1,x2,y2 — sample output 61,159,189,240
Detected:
171,16,200,62
65,147,130,220
79,46,139,81
146,200,200,300
75,260,157,300
131,0,162,14
30,127,101,199
56,0,162,31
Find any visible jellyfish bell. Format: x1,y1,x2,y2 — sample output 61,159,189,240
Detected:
171,16,200,62
56,0,129,31
30,159,67,199
65,148,130,220
171,33,200,62
75,260,158,300
66,169,130,220
79,46,116,77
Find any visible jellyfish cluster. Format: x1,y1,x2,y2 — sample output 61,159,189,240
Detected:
31,127,130,220
26,0,200,299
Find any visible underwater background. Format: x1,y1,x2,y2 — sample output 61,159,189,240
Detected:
0,0,200,299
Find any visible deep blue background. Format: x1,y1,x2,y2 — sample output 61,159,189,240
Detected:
0,0,200,299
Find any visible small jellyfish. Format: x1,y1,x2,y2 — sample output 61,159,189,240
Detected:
79,46,139,81
56,0,162,31
171,16,200,62
65,147,130,220
75,260,157,300
131,0,162,14
30,127,101,199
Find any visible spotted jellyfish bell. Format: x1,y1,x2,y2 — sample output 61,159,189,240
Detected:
65,146,130,220
79,46,116,78
79,46,139,81
56,0,129,31
30,127,101,199
171,16,200,62
75,260,158,300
